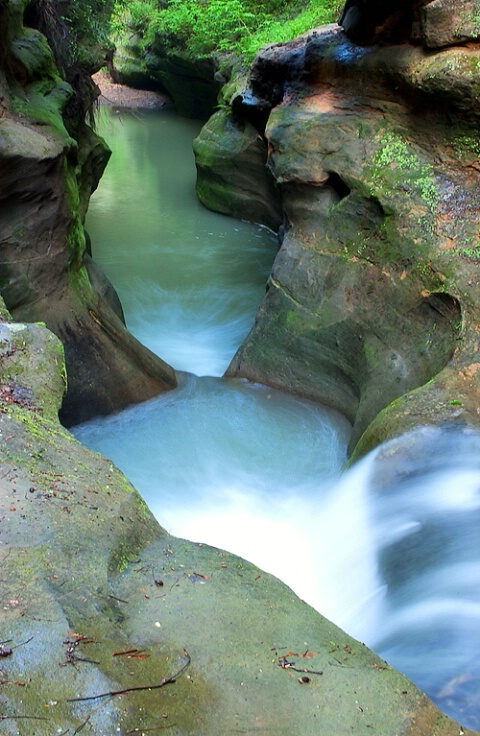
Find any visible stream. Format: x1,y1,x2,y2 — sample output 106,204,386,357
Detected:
74,107,480,730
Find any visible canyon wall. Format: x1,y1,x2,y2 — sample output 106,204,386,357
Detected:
0,0,176,426
1,291,474,735
1,1,479,732
194,1,480,454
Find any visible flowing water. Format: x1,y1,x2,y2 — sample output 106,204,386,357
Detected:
76,107,480,729
86,108,276,376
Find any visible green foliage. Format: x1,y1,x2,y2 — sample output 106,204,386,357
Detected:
25,0,115,72
239,2,342,58
61,0,115,44
452,134,480,158
56,0,115,67
456,241,480,261
112,0,343,61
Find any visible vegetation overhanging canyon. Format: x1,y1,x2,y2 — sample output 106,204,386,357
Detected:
1,0,480,733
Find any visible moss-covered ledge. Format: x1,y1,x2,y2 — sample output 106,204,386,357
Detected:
192,23,480,455
1,312,474,736
0,0,177,427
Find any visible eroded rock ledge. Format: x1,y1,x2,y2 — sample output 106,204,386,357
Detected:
0,0,176,426
1,0,479,732
194,11,480,455
0,297,473,735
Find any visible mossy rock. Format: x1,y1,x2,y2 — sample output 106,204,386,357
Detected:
10,26,58,80
194,109,283,230
1,2,177,425
0,300,473,736
212,27,480,453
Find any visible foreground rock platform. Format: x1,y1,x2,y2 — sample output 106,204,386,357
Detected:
0,311,475,735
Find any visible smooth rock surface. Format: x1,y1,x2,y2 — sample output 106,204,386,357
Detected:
192,24,480,451
0,0,177,425
421,0,480,48
0,299,474,736
194,109,283,230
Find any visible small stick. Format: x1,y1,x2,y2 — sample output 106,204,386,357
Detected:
281,663,323,675
71,655,101,664
66,650,191,703
113,648,142,657
329,658,353,668
22,613,60,622
278,657,323,675
108,594,129,604
0,636,34,657
73,714,91,734
0,715,49,721
11,636,34,650
126,726,175,734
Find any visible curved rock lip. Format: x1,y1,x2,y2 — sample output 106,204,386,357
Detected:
0,5,177,426
191,23,480,456
0,302,474,735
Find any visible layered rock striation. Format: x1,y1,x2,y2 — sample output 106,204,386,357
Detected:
0,0,176,426
1,294,474,735
194,2,480,454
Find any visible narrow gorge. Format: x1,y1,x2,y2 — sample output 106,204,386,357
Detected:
1,1,480,734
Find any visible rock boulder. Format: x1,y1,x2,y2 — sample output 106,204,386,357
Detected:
0,297,473,735
194,23,480,452
0,0,176,425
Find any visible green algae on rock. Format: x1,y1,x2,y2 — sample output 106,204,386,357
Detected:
0,297,474,736
191,21,480,453
0,0,177,425
194,108,283,230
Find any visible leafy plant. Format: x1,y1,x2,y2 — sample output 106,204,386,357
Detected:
111,0,343,62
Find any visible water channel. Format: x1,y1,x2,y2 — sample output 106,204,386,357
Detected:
74,107,480,730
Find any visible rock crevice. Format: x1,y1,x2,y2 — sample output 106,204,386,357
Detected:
193,12,480,451
0,0,177,425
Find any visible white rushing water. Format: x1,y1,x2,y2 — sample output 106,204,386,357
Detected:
74,372,352,613
85,108,277,376
348,426,480,729
77,107,480,730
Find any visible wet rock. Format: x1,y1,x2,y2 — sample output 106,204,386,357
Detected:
195,23,480,452
0,298,473,736
193,109,283,230
0,0,176,425
421,0,480,48
112,37,221,119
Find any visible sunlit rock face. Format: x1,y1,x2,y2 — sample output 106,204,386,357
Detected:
0,0,176,425
195,7,480,453
339,0,480,48
0,289,474,736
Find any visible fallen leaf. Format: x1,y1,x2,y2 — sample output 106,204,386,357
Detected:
113,649,142,657
284,651,319,659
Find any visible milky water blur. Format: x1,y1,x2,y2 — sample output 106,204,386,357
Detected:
74,402,480,728
74,371,352,614
362,427,480,729
86,107,277,375
80,108,480,729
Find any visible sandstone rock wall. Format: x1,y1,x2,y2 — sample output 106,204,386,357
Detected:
194,4,480,454
1,3,479,732
0,0,176,425
0,293,473,736
111,35,222,119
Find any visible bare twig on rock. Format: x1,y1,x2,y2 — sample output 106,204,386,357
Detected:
278,656,323,675
66,650,191,703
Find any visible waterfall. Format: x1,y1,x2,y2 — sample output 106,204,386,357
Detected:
77,107,480,730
